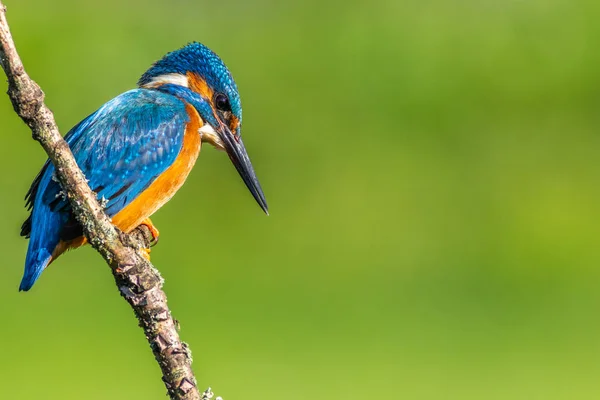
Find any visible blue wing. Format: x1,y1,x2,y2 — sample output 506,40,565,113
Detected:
51,89,189,215
19,89,190,290
23,89,190,236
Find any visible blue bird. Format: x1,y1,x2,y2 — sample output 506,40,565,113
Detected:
19,42,268,291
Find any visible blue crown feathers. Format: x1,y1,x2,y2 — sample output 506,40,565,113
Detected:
138,42,242,122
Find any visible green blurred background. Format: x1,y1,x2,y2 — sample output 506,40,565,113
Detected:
1,0,600,398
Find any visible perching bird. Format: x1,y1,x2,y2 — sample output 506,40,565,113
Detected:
19,42,268,291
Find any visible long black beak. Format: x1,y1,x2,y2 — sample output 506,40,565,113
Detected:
218,127,269,214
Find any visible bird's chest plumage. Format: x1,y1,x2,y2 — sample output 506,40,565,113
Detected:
111,104,202,233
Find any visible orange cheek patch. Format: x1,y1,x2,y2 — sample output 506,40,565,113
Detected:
187,72,214,100
229,115,240,133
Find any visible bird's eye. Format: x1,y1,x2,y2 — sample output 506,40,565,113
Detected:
214,93,230,111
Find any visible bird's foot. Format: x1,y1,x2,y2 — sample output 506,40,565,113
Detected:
139,218,160,247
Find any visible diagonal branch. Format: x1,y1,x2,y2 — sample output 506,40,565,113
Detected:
0,3,207,399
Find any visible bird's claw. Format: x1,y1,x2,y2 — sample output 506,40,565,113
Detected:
139,218,160,247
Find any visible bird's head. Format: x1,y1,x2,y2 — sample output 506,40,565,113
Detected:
138,42,268,214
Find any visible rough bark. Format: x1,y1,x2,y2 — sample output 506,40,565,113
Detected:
0,3,212,399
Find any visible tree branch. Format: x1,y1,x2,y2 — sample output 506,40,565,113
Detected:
0,4,210,399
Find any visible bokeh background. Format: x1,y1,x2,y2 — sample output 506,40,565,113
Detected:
1,0,600,398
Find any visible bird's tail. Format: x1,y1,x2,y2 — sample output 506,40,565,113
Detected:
20,248,53,291
20,205,63,292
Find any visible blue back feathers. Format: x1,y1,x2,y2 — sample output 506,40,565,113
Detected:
138,42,242,123
28,90,189,219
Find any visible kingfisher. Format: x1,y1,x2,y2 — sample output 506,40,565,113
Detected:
19,42,268,291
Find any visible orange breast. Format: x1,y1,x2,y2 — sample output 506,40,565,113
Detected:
111,104,202,233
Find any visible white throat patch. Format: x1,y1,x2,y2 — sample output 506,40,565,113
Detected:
199,124,225,150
